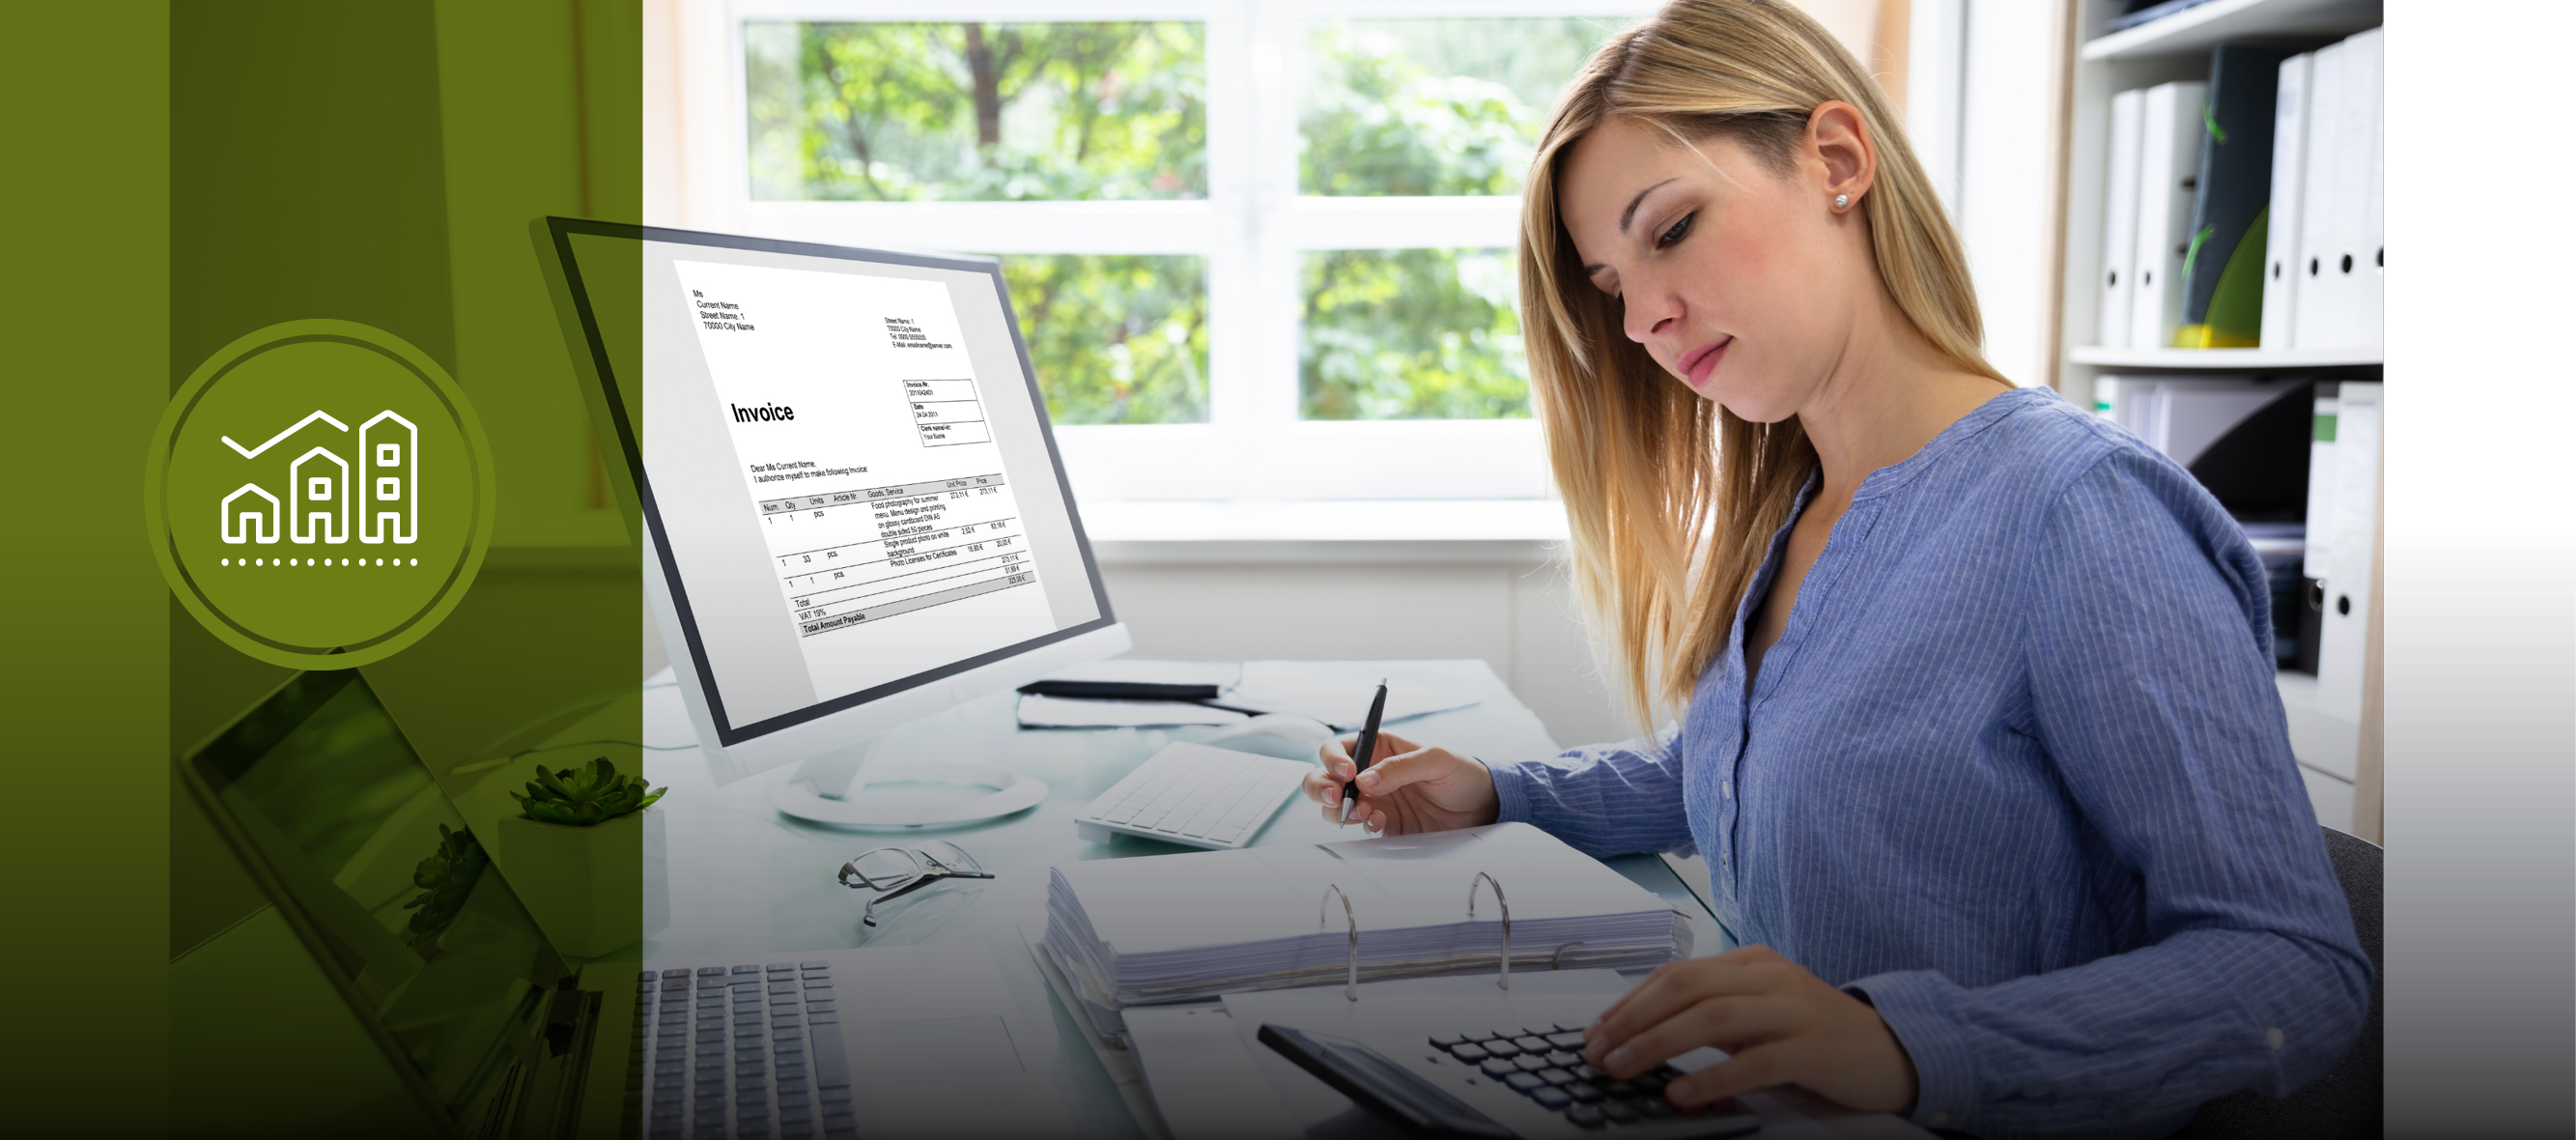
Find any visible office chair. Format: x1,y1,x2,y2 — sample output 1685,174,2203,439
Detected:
2174,825,2383,1139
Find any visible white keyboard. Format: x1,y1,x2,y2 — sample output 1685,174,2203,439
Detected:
1074,742,1311,849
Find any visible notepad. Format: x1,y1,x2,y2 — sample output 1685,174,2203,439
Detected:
1039,822,1691,1044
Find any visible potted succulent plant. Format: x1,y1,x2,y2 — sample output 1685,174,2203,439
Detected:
497,757,669,957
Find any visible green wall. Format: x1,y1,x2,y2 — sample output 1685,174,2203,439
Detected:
0,0,642,1130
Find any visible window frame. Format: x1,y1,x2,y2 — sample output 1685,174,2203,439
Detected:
699,0,1648,502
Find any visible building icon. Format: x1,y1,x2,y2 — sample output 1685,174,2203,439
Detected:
289,446,350,544
222,484,281,544
216,408,419,550
359,411,417,545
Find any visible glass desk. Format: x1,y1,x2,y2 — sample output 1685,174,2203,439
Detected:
637,659,1731,1137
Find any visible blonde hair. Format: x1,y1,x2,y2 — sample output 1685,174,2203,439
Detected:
1519,0,2004,728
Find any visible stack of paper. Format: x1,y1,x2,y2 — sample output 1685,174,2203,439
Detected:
1040,823,1691,1043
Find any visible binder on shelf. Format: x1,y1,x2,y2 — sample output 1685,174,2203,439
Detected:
2097,89,2146,349
2351,28,2385,353
2260,52,2314,351
2130,81,2208,351
2301,383,2339,583
2291,42,2344,349
2177,45,2292,349
2313,382,2379,727
2092,374,2150,435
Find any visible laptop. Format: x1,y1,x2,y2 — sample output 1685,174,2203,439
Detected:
180,669,1064,1139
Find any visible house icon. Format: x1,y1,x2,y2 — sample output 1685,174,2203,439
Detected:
359,411,417,545
222,484,281,545
289,446,350,544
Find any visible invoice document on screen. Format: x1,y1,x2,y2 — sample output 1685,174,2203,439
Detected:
672,258,1054,700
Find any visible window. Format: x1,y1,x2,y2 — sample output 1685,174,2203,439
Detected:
693,2,1649,502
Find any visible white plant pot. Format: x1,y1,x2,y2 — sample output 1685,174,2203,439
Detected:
496,808,668,958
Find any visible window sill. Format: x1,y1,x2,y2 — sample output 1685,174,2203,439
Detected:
1079,499,1569,564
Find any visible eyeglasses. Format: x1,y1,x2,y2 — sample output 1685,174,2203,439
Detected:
835,841,993,927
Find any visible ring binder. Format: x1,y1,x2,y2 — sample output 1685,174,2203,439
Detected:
1320,884,1359,1002
1467,871,1512,990
1551,941,1586,970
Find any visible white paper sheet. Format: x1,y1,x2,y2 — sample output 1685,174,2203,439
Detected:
1225,662,1481,729
1016,693,1249,728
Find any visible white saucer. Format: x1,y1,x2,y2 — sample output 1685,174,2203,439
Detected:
772,760,1049,828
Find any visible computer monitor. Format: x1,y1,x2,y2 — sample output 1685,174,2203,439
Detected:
536,219,1129,784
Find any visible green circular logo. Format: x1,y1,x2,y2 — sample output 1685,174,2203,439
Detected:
145,320,495,669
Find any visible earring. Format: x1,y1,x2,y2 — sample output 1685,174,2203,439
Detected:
1833,193,1850,210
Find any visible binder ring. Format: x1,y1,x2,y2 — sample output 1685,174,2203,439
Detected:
1552,941,1587,970
1467,871,1511,990
1320,884,1359,1002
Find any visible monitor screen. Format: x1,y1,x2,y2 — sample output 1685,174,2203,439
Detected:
550,224,1115,750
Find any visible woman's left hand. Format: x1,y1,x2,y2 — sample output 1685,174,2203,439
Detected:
1582,945,1919,1115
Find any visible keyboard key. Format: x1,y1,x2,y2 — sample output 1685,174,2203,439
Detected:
807,1013,838,1026
1600,1100,1640,1124
1515,1054,1554,1072
1552,1022,1588,1034
1566,1082,1604,1104
662,969,694,981
698,967,728,977
804,1001,835,1014
1546,1032,1588,1050
819,1089,852,1104
802,979,834,989
1480,1039,1521,1059
1531,1087,1573,1110
1601,1080,1638,1098
810,1021,851,1090
1504,1072,1547,1093
1539,1068,1576,1086
1565,1103,1606,1128
1635,1097,1675,1119
1448,1042,1490,1063
769,983,799,995
1479,1059,1519,1078
778,1107,814,1125
1547,1050,1584,1069
799,961,830,970
732,963,762,974
1513,1037,1551,1054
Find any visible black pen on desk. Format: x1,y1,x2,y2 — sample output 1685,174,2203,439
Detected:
1340,679,1390,826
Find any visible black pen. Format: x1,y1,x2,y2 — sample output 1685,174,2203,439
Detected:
1340,679,1389,826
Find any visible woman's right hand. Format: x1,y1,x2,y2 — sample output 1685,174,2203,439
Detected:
1302,730,1500,836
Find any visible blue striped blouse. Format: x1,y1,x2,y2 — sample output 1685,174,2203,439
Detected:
1488,386,2370,1139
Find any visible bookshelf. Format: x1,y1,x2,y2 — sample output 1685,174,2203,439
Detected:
2050,0,2385,840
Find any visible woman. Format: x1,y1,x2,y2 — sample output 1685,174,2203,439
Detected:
1300,2,2370,1135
